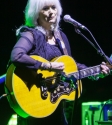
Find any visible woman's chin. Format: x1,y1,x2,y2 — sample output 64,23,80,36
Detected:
48,19,56,23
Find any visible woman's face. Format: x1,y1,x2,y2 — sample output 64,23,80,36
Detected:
38,4,57,27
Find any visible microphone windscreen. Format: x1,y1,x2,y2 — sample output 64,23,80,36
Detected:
63,15,71,22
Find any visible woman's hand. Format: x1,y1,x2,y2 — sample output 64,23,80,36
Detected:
100,62,110,74
88,62,110,80
41,62,65,72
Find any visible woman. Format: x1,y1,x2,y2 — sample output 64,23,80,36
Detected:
10,0,109,124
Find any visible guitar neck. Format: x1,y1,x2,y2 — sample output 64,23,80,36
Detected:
69,65,101,80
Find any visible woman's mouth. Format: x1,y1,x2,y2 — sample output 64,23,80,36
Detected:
48,16,54,20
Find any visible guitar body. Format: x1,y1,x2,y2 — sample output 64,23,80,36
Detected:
5,55,82,118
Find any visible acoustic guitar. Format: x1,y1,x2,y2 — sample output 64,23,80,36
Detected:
5,55,111,118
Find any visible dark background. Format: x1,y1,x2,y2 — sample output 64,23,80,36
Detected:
0,0,112,125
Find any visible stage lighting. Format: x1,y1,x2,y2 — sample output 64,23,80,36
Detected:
7,114,17,125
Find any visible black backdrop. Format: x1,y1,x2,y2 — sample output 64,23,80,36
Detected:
0,0,112,125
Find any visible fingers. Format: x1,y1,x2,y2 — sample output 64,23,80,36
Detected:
101,62,106,65
41,62,65,72
51,62,65,71
100,62,110,74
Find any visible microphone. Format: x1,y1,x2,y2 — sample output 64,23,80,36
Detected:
63,15,87,30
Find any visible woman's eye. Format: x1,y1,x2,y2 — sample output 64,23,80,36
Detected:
42,5,56,11
51,5,56,10
43,6,49,11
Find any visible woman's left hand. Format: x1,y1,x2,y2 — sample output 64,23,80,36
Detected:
88,62,110,80
100,62,110,75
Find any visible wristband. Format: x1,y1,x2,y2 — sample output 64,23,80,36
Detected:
49,62,52,71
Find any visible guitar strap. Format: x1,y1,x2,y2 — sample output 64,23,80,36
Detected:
54,30,68,55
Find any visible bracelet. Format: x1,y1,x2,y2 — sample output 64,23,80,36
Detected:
49,62,52,71
41,62,52,71
41,63,45,70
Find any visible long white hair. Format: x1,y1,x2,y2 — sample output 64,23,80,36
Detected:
25,0,62,30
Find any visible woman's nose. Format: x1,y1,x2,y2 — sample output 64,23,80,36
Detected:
48,7,53,14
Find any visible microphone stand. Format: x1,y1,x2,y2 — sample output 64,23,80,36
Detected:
70,27,112,125
75,28,112,65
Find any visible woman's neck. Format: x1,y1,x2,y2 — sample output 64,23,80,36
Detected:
35,25,54,39
46,30,53,38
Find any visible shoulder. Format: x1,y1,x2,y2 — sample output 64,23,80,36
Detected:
20,31,34,42
59,30,67,37
17,26,44,41
59,29,69,42
58,29,72,56
17,25,43,36
58,29,69,43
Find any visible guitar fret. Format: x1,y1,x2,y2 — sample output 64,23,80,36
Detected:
89,68,94,74
71,72,79,79
80,70,87,78
69,65,101,80
80,65,101,78
95,66,101,73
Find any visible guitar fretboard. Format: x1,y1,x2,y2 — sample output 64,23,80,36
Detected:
69,65,101,80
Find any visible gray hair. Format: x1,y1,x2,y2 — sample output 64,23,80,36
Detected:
25,0,62,30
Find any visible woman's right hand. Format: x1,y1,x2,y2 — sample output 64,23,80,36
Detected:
41,62,65,72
